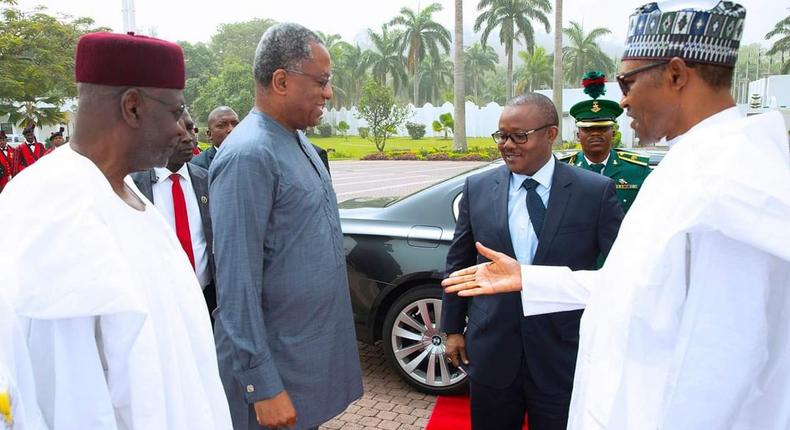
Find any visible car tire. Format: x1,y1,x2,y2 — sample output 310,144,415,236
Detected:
382,285,468,395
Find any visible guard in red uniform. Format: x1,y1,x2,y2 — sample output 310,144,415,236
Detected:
0,131,15,191
15,124,47,174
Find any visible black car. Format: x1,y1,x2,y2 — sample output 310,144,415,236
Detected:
339,160,499,395
339,150,665,395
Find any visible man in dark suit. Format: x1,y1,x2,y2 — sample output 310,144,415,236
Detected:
132,109,216,319
191,106,238,170
441,93,624,430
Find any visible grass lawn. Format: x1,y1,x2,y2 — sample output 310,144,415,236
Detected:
309,136,495,159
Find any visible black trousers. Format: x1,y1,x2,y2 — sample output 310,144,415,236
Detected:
469,354,571,430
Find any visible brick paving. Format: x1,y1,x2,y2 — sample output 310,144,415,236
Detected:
320,342,437,430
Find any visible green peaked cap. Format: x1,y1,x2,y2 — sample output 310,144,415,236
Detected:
570,71,623,127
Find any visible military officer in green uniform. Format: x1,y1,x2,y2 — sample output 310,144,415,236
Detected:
565,71,651,213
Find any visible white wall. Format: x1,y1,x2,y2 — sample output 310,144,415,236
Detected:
323,83,639,146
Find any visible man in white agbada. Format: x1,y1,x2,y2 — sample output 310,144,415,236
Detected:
0,32,231,429
443,1,790,429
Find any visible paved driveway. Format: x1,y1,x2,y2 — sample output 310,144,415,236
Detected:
330,160,487,202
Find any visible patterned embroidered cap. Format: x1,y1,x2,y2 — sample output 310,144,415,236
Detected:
623,0,746,68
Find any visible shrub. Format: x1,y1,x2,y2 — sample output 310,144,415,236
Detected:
328,151,352,159
337,121,350,140
426,152,450,161
361,152,390,160
405,122,426,140
391,152,418,160
457,153,489,161
317,123,333,137
432,112,454,139
358,127,370,139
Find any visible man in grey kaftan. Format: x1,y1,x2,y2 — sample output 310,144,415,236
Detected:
209,23,362,430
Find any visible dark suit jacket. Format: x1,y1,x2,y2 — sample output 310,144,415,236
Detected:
131,164,216,314
190,146,216,170
441,159,623,395
191,144,330,175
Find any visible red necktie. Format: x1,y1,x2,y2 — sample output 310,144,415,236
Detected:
170,173,195,270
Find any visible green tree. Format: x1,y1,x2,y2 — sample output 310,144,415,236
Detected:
178,41,216,112
765,15,790,73
464,42,499,101
191,62,254,126
474,0,552,99
209,18,276,66
419,55,454,105
337,120,350,140
388,3,451,105
561,21,615,86
356,79,411,152
0,7,106,127
453,0,466,152
331,43,371,108
515,46,553,92
367,25,408,94
432,112,454,139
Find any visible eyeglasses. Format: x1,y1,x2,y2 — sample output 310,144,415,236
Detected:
616,61,668,96
286,69,332,90
492,124,556,145
137,88,187,120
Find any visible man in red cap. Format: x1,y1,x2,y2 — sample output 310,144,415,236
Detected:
0,131,15,192
14,124,46,174
0,32,232,429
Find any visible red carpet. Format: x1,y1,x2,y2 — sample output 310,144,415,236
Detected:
426,395,528,430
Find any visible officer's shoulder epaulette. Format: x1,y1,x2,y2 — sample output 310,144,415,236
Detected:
614,149,649,167
556,151,577,164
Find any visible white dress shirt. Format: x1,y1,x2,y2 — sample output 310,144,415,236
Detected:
507,156,554,265
583,153,610,174
152,164,210,288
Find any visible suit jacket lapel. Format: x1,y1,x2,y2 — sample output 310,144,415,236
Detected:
137,170,155,202
493,165,517,258
533,160,573,264
187,164,210,225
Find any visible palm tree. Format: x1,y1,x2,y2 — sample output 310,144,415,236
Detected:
419,55,454,105
552,0,563,143
515,46,553,92
0,97,68,129
453,0,466,151
474,0,552,99
316,31,352,62
765,15,790,73
367,26,408,95
388,3,452,105
334,44,372,107
562,21,616,86
465,42,499,101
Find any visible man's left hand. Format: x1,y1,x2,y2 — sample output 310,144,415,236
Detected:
442,242,522,296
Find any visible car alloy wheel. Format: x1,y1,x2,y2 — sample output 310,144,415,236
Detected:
382,286,467,395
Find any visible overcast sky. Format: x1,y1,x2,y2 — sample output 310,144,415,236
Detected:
14,0,785,57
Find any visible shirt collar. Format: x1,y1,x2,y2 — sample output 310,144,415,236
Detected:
154,163,191,185
510,155,555,190
584,152,610,166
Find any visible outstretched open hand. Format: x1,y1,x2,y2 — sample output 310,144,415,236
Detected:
441,242,522,296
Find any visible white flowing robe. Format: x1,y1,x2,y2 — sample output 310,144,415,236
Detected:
0,295,46,430
518,108,790,429
0,146,232,429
